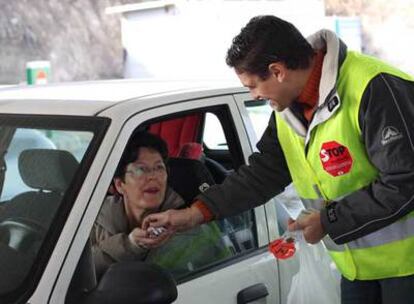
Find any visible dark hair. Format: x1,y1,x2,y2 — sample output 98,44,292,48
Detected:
226,15,315,79
114,131,168,180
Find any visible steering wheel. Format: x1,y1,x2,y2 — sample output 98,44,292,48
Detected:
0,217,46,254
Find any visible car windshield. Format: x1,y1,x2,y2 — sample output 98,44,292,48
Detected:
0,114,108,302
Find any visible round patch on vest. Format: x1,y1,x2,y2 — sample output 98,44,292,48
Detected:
320,141,353,177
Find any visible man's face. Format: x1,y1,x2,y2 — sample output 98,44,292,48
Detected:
237,70,296,112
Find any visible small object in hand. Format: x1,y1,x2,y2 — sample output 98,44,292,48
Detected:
147,226,167,238
269,234,296,259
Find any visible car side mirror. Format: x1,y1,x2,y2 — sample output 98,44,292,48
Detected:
82,261,177,304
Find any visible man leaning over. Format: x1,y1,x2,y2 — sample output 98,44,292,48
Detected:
144,15,414,304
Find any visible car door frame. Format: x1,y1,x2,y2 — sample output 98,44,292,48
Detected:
164,94,281,304
233,93,281,241
234,92,301,304
45,93,276,304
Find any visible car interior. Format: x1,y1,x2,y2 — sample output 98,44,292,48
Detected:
1,149,78,254
143,107,256,256
0,146,81,299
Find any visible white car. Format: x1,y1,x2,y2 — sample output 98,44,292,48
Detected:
0,80,303,304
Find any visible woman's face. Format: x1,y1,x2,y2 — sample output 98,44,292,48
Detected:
115,147,168,212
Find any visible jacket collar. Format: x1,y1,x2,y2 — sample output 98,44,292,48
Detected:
307,29,346,107
279,30,348,140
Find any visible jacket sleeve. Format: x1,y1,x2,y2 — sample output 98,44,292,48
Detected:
321,73,414,244
197,112,292,218
91,222,148,278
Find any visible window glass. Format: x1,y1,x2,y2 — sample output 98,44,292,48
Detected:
153,211,257,282
1,129,93,201
92,109,257,283
203,113,228,150
244,100,272,140
0,115,105,300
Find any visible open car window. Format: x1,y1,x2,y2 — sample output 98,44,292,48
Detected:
0,115,108,303
138,107,258,282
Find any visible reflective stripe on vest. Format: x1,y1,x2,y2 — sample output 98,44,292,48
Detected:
276,51,414,280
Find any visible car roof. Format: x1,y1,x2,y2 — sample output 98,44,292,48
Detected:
0,79,246,116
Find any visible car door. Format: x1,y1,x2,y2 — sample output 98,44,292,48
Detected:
167,95,281,304
112,94,282,304
127,95,281,304
50,93,283,304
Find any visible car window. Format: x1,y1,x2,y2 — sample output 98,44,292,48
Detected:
92,107,258,283
164,108,258,281
0,115,108,302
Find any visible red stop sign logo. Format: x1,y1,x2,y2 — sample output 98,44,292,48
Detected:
320,141,353,177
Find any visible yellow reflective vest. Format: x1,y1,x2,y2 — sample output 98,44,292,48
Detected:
276,51,414,280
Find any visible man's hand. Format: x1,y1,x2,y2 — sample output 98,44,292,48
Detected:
129,227,173,249
142,206,204,232
287,211,326,244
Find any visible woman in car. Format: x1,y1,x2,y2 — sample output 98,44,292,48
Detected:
91,131,229,279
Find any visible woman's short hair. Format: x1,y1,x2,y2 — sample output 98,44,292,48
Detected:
114,131,169,180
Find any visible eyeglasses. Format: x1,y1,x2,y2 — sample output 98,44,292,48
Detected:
126,163,167,178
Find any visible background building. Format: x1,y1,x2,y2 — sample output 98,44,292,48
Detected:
108,0,328,80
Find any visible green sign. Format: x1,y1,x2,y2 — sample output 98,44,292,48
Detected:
26,61,51,85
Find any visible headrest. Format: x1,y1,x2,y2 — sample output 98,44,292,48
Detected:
19,149,79,192
178,142,203,160
168,157,215,203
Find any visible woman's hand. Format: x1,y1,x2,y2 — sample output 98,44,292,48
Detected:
128,226,173,249
142,206,204,232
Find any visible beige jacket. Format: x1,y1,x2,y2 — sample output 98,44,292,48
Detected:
91,187,184,278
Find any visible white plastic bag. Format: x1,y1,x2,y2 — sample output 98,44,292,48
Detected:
287,233,340,304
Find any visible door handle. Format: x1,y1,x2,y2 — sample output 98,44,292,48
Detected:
237,283,269,304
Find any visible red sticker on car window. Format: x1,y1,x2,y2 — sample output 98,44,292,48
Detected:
320,141,353,177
